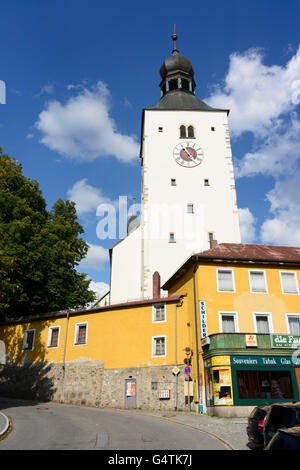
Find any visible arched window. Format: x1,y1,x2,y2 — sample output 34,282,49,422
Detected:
188,125,195,138
180,125,186,138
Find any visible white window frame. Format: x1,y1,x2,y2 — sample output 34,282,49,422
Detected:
285,313,300,335
169,232,176,243
152,335,167,358
47,325,61,348
74,322,88,346
252,312,274,334
216,268,236,293
22,329,36,351
279,271,299,295
248,269,268,294
218,311,239,333
152,303,166,323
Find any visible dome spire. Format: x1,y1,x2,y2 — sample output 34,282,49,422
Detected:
171,24,179,55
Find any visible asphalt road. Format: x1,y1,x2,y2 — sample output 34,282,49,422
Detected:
0,402,228,450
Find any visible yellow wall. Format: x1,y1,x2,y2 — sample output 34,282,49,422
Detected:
0,300,191,369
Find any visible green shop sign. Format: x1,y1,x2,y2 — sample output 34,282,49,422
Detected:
271,334,300,349
231,355,300,367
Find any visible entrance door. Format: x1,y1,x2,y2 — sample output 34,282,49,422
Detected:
125,379,136,409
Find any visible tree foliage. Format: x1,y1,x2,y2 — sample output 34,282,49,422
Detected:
0,147,96,319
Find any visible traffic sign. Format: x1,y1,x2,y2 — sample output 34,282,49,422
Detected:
184,366,191,376
172,366,180,376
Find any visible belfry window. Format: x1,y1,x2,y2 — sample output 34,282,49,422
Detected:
181,79,190,91
188,125,195,138
179,125,195,139
180,125,186,138
168,79,178,91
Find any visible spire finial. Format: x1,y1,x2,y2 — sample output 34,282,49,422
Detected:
171,24,179,55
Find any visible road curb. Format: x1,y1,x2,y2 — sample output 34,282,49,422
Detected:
0,411,10,437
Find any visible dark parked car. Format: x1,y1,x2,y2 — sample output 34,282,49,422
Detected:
264,403,300,447
265,426,300,450
247,405,270,450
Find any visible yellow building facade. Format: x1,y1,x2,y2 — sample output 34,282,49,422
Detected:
164,242,300,416
1,242,300,416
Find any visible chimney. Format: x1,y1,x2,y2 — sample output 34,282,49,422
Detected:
152,271,161,298
210,239,218,249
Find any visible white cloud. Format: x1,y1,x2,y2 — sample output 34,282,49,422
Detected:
238,208,257,243
35,81,139,163
36,83,55,96
205,47,300,138
260,172,300,246
67,178,114,215
89,281,109,300
79,243,109,271
236,114,300,178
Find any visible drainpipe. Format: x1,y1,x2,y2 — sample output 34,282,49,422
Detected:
174,297,183,411
62,312,70,370
193,262,201,413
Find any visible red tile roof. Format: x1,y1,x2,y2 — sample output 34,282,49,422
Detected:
162,243,300,289
195,243,300,262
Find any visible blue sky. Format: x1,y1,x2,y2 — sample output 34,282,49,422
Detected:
1,0,300,300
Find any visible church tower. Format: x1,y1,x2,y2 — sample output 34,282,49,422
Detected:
109,33,241,303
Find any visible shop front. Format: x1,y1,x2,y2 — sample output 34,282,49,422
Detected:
202,334,300,416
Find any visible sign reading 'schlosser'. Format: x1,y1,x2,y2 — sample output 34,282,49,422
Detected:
271,334,300,349
199,300,207,339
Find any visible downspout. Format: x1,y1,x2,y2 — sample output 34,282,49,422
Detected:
193,262,201,413
174,297,183,411
62,312,70,370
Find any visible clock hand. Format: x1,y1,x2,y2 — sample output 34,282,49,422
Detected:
184,147,194,160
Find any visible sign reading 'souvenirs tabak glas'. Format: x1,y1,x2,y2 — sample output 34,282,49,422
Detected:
271,334,300,349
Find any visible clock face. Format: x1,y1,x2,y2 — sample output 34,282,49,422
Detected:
173,141,204,167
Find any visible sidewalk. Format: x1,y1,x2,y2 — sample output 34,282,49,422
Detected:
121,408,249,450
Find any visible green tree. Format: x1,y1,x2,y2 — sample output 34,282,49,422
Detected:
0,147,96,319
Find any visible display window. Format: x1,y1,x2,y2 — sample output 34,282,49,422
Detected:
236,370,294,400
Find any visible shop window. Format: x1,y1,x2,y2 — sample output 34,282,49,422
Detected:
280,272,299,294
217,268,235,292
249,270,268,293
236,370,294,400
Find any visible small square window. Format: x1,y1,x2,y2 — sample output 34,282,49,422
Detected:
208,232,214,241
280,272,299,294
287,316,300,335
153,303,166,322
47,326,60,348
217,269,235,292
219,312,238,333
171,178,176,186
74,323,88,345
249,270,267,293
152,336,166,357
211,126,215,131
204,179,210,186
187,204,194,214
158,127,163,132
22,329,35,351
169,233,176,243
